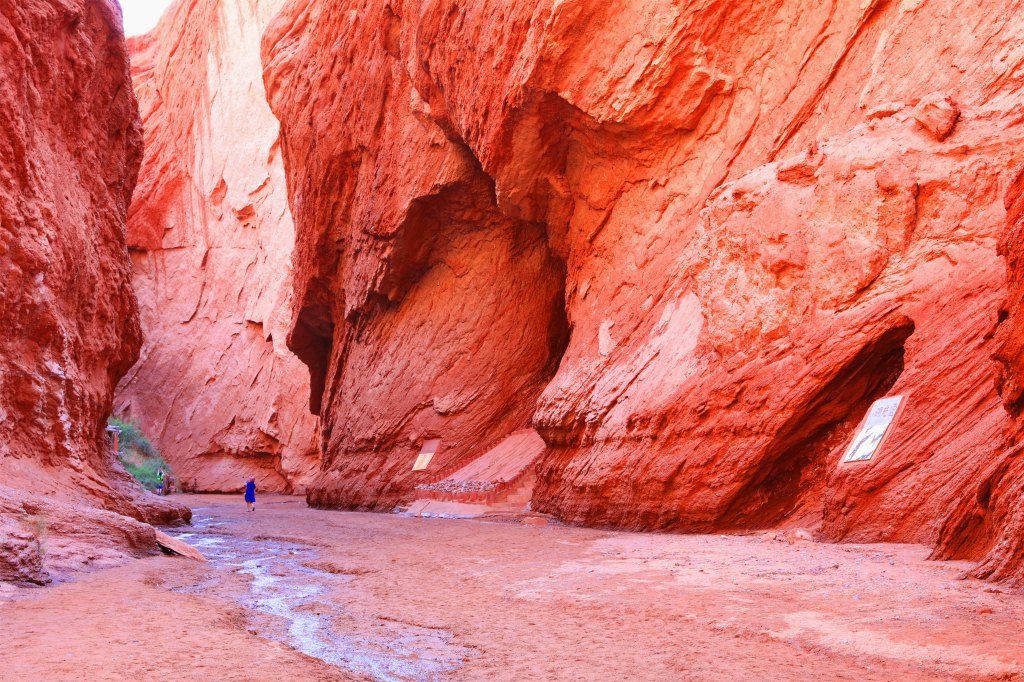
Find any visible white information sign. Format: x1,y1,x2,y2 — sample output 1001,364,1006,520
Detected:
842,396,903,463
413,439,441,472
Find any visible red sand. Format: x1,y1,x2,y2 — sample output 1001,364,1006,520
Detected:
1,494,1022,681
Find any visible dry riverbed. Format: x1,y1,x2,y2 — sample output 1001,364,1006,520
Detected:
0,494,1022,681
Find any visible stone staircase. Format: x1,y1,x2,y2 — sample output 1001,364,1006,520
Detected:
404,429,546,517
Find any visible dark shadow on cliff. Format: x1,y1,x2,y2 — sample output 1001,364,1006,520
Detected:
720,321,915,530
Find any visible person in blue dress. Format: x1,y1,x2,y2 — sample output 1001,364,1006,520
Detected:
244,477,256,512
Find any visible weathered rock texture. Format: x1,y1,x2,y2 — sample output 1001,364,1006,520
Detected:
114,0,319,493
258,0,1024,583
0,0,187,582
264,2,570,509
0,485,159,585
969,168,1024,585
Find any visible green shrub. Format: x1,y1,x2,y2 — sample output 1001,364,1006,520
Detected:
108,416,170,491
108,416,157,457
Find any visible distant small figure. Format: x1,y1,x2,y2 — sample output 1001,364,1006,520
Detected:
244,477,257,512
156,468,165,496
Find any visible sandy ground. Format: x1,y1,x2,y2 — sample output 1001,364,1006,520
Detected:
1,494,1022,681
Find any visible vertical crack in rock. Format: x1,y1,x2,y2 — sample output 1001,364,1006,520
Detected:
290,302,335,417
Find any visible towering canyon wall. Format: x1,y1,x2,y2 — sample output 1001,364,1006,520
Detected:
114,0,318,493
260,0,1024,583
263,1,571,509
0,0,187,584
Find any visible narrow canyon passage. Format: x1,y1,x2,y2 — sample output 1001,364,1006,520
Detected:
2,495,1023,681
9,0,1024,679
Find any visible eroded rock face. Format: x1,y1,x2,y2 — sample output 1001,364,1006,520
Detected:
262,3,569,510
113,0,319,493
0,0,186,580
968,169,1024,585
259,0,1024,582
0,485,158,585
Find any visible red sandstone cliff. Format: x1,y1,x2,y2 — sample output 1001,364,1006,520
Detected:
961,169,1024,584
263,2,569,509
113,0,319,493
0,0,187,584
260,0,1024,583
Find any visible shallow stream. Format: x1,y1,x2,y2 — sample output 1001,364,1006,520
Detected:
168,511,473,681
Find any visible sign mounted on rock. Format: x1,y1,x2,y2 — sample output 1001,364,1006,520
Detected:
842,396,905,463
413,439,441,471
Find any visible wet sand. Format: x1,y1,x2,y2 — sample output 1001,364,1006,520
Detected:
1,494,1022,681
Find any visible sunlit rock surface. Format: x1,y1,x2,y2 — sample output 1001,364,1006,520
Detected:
255,0,1024,583
0,0,187,581
114,0,319,493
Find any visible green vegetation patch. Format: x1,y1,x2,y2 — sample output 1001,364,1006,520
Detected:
108,416,171,491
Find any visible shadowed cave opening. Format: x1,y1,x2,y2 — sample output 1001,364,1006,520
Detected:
363,159,572,436
721,320,916,530
362,149,572,387
289,302,334,416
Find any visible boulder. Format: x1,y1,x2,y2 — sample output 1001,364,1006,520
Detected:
912,92,961,141
154,531,206,562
